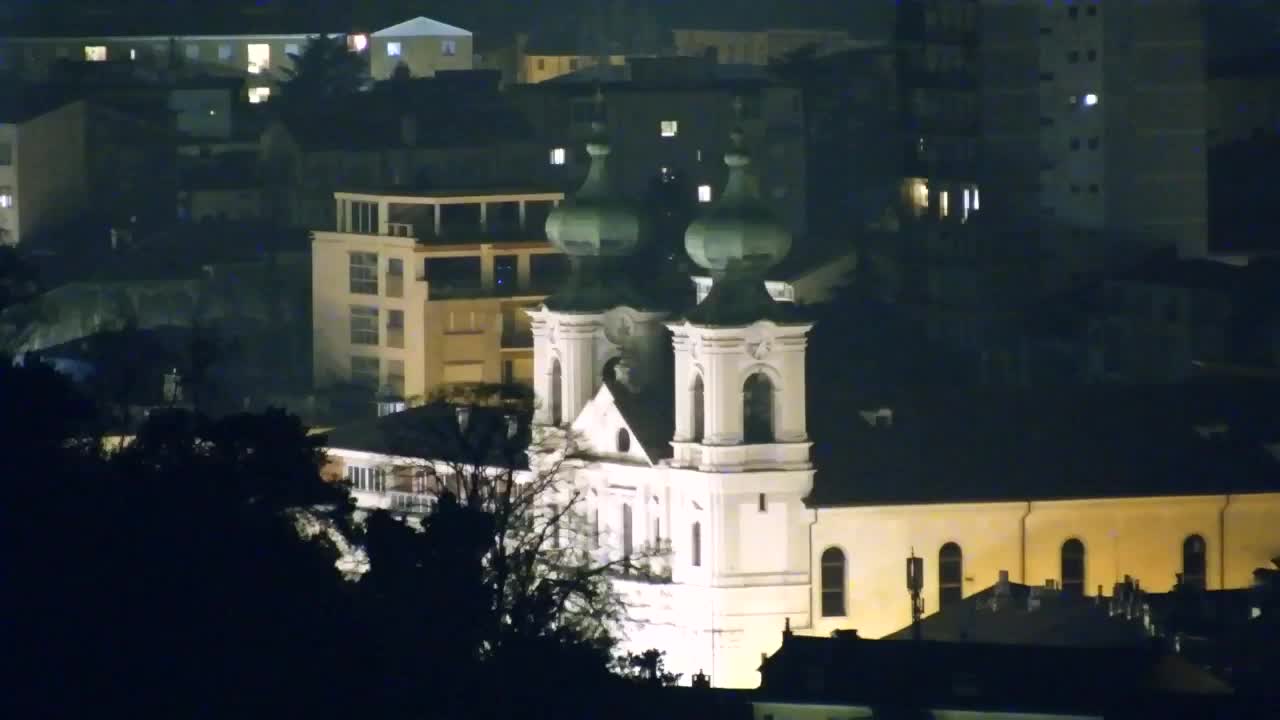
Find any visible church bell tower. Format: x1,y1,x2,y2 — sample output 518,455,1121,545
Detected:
669,104,813,472
529,90,668,427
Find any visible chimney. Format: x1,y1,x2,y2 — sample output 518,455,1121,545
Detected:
783,617,792,638
400,113,418,147
996,570,1010,595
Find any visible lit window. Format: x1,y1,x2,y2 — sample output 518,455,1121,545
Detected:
285,43,299,57
697,184,712,203
349,251,379,294
348,34,369,52
247,43,270,74
185,44,200,60
248,87,271,104
129,48,137,61
387,42,402,57
549,147,566,166
972,187,980,211
906,177,930,216
696,149,703,162
442,40,457,56
962,188,971,221
940,190,950,217
84,46,107,62
1084,93,1099,106
0,188,13,208
218,44,232,60
660,120,678,137
351,356,379,389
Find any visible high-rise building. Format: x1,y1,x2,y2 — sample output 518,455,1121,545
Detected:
981,0,1209,281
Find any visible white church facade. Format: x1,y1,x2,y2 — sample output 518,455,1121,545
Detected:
321,100,1280,689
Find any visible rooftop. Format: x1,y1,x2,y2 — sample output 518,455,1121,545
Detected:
370,16,470,38
323,402,532,470
0,87,80,125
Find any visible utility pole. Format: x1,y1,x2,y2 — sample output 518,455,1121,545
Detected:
907,548,924,641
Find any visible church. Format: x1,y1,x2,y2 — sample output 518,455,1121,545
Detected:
322,102,1280,689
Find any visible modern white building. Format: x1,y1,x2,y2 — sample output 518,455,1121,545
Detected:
322,102,1280,689
0,96,89,246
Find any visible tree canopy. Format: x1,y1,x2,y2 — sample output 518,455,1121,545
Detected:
277,34,370,110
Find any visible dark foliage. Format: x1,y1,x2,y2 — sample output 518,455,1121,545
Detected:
4,361,654,718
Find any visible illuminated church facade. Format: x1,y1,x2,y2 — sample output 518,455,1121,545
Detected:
325,101,1280,689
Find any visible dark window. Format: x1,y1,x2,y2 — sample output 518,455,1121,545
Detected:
1071,185,1081,194
616,428,631,453
0,142,11,165
621,503,633,561
691,374,705,442
758,493,767,513
1068,6,1079,19
550,360,563,425
351,355,379,389
939,542,963,608
1068,50,1080,63
743,373,774,443
494,254,518,293
502,359,514,384
821,547,846,616
1040,72,1055,82
1070,137,1081,150
1088,137,1100,150
1061,539,1085,595
350,305,379,345
691,522,702,567
1183,535,1207,589
1087,49,1097,62
349,252,378,294
1039,27,1052,35
1087,5,1097,17
1089,184,1100,194
424,256,482,298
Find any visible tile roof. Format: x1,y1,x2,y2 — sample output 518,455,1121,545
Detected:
882,579,1151,647
760,633,1230,715
323,403,531,469
807,382,1280,507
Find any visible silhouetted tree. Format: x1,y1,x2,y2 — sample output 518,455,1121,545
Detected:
278,34,370,110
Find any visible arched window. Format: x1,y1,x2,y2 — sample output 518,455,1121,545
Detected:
691,374,705,442
550,359,563,425
1183,535,1207,589
1061,538,1085,595
743,372,774,443
616,428,631,453
939,542,963,608
691,521,702,567
821,547,846,617
621,503,633,562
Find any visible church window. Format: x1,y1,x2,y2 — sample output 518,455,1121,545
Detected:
622,504,633,562
939,542,963,608
654,518,661,543
616,428,631,453
550,360,563,425
691,375,705,442
691,522,702,567
820,547,846,616
590,508,600,550
1061,538,1085,595
1182,535,1206,589
743,372,775,443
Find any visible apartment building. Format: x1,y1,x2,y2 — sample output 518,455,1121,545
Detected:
0,96,89,245
311,187,565,409
509,56,808,238
0,15,473,103
672,26,853,65
981,0,1209,280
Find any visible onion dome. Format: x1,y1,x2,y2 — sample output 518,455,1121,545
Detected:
684,121,791,278
544,92,640,258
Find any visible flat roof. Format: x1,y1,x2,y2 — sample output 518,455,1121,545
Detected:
334,187,564,204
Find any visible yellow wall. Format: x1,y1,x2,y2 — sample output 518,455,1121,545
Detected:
520,54,625,84
370,34,474,80
6,101,89,245
808,493,1280,640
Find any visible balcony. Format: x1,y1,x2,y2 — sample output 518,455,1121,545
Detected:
501,328,533,350
351,487,437,515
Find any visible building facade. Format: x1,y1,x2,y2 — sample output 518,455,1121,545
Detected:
311,188,565,406
672,27,853,66
320,77,1280,693
0,98,89,245
981,0,1209,275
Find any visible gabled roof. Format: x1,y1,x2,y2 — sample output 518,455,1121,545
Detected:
596,376,675,465
372,16,470,38
882,579,1151,647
